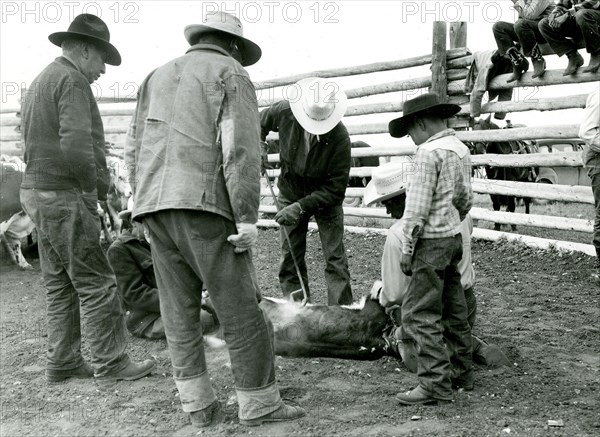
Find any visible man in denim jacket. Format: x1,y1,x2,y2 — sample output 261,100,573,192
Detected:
125,11,304,428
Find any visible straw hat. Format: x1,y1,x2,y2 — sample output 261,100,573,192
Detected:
48,14,121,66
363,158,414,206
184,11,262,66
388,93,461,138
288,77,348,135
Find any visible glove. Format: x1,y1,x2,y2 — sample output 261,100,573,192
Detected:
227,222,258,253
260,141,269,176
274,202,303,226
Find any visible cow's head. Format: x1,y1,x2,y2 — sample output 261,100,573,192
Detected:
106,156,133,203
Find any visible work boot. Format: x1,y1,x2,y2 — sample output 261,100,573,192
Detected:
46,362,94,384
239,402,306,426
396,386,453,406
506,47,529,83
451,369,474,391
190,400,223,428
563,51,584,76
583,52,600,73
531,45,546,79
95,359,156,388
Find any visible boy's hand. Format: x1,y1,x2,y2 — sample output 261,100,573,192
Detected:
401,253,413,276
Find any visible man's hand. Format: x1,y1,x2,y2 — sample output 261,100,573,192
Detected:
227,223,258,253
400,253,413,276
275,202,303,226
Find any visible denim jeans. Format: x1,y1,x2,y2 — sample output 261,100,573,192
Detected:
539,10,600,56
143,210,282,419
401,235,473,400
20,188,129,377
493,19,546,56
278,196,353,306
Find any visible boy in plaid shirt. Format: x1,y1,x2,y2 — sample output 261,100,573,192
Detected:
388,93,474,405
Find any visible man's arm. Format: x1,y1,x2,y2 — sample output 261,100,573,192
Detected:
580,87,600,152
400,148,438,256
452,153,474,222
57,76,96,192
107,243,161,313
221,72,261,224
380,226,411,308
517,0,554,19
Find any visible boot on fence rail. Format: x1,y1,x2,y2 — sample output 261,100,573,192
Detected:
531,44,546,79
506,47,529,83
563,50,584,76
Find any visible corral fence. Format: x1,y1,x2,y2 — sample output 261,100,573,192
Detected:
1,21,597,256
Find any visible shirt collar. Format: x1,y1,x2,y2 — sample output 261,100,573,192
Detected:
186,43,231,58
57,55,81,73
425,128,456,144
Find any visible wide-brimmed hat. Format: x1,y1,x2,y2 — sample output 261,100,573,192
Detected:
48,14,121,66
288,77,348,135
184,11,262,67
364,158,414,206
118,197,134,220
388,93,460,138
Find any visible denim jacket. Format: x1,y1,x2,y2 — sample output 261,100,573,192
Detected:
125,44,261,224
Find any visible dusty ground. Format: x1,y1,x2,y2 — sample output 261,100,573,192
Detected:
0,227,598,437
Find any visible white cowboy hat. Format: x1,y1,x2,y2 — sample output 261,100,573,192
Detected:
118,197,134,220
184,11,262,67
364,158,414,206
288,77,348,135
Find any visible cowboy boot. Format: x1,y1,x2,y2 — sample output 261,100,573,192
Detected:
583,52,600,74
506,47,529,83
563,51,584,76
531,45,546,79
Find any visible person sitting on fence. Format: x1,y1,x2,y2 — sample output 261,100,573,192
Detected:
538,0,600,75
107,200,219,339
260,77,354,306
492,0,554,81
364,161,510,375
387,93,474,406
579,85,600,281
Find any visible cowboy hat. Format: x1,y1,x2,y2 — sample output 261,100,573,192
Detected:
118,197,134,221
388,93,461,138
364,157,414,206
288,77,348,135
184,11,262,67
48,14,121,66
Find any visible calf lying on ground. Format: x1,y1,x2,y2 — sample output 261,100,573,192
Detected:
259,296,395,360
204,294,509,368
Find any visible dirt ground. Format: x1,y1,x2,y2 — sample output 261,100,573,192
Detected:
0,228,598,437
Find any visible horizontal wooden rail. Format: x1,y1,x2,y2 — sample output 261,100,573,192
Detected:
448,69,600,95
260,178,593,204
255,219,595,256
254,48,470,90
458,94,589,116
259,204,592,233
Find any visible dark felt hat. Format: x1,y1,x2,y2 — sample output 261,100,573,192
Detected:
388,93,461,138
48,14,121,66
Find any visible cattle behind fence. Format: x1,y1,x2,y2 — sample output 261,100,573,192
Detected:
0,21,597,256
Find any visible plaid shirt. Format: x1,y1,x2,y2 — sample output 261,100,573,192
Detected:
552,0,600,14
400,129,473,256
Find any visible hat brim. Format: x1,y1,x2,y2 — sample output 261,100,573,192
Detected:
184,25,262,67
49,31,122,66
389,104,461,138
363,179,406,206
288,77,348,135
118,209,132,220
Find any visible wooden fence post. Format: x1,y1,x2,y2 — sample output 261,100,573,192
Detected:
430,21,448,102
